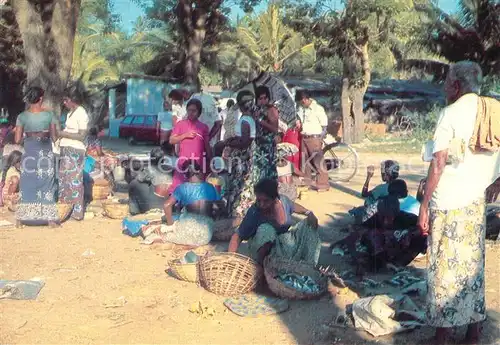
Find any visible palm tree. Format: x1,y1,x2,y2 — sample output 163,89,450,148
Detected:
236,3,316,73
70,25,120,91
414,0,500,76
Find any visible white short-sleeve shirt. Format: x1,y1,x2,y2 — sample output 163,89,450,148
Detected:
297,99,328,135
60,106,89,151
431,93,500,210
235,115,256,138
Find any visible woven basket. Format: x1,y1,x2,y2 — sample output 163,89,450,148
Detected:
263,257,327,300
168,259,198,283
198,252,263,296
57,203,73,222
92,179,111,200
102,201,129,219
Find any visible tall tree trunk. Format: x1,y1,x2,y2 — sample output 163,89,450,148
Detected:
340,37,370,144
183,29,206,88
12,0,80,116
176,0,210,91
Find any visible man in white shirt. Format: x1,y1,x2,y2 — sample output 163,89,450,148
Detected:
418,61,500,344
295,90,329,191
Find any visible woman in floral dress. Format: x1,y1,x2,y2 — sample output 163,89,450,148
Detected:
229,87,279,220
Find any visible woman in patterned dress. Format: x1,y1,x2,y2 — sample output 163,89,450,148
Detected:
224,90,257,219
226,87,279,220
58,86,90,221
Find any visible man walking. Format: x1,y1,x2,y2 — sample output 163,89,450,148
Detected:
295,90,329,191
418,61,500,344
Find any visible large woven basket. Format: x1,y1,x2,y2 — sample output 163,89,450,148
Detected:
168,259,198,283
102,201,129,219
198,252,263,296
263,257,327,300
92,179,111,200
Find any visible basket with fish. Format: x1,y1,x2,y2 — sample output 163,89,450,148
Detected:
198,252,263,296
263,257,328,300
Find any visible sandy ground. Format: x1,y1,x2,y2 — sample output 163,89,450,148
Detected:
1,145,499,344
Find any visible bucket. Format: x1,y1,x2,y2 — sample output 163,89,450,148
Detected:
84,156,96,174
207,173,224,195
113,166,126,182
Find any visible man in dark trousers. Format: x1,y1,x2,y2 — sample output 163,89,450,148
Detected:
295,90,329,191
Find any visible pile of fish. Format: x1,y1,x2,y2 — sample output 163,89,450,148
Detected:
276,273,320,293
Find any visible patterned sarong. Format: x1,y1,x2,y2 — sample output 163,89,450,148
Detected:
427,200,486,327
247,219,321,265
16,137,58,224
141,212,214,246
58,146,86,220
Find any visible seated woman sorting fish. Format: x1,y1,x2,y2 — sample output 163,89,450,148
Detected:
359,179,420,229
228,178,321,265
142,159,223,246
0,150,22,209
332,196,427,274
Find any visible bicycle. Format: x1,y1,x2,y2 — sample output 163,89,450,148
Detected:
321,139,359,183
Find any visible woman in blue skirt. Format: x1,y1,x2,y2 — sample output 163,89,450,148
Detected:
14,87,59,227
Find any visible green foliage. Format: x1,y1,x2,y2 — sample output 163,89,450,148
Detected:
199,66,223,86
399,105,441,143
315,56,343,76
369,46,396,79
236,4,316,73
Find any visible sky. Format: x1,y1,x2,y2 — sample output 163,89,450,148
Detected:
113,0,460,33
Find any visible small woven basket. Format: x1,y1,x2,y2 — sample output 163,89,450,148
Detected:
102,201,129,219
57,203,73,222
198,252,263,296
168,259,198,283
263,257,327,300
92,179,111,200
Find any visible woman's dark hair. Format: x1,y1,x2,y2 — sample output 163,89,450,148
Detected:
1,150,22,184
255,86,271,101
88,126,98,136
254,178,279,200
388,179,408,198
23,86,44,104
168,89,184,102
186,98,203,116
226,99,235,109
64,84,85,105
294,89,310,103
149,147,164,165
377,195,400,217
383,160,400,180
180,159,203,180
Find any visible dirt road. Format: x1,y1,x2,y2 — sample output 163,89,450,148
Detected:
1,147,499,344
